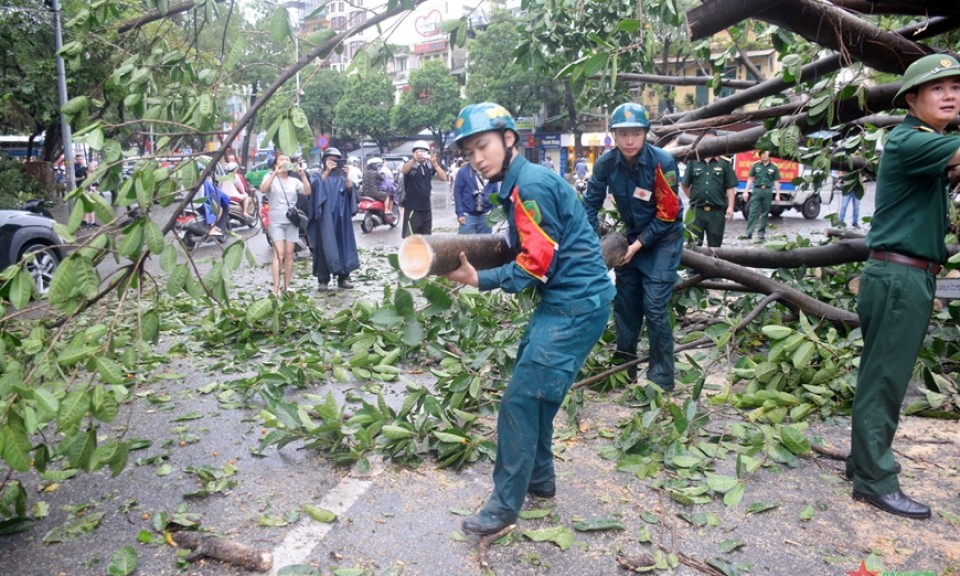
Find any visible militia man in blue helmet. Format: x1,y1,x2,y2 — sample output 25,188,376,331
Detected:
443,102,615,536
583,102,684,392
846,53,960,520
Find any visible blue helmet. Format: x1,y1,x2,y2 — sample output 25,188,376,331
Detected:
454,102,518,144
610,103,650,129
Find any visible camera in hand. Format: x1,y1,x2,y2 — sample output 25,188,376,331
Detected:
285,162,297,172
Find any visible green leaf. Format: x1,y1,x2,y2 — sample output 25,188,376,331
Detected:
571,518,626,532
278,118,299,156
95,357,126,385
790,341,815,370
303,504,337,523
718,538,746,553
706,474,739,494
246,298,274,323
522,525,574,551
107,546,138,576
43,511,105,543
2,421,33,472
723,482,745,507
223,241,245,271
143,220,165,255
761,325,793,340
745,501,780,514
58,389,90,430
778,426,811,456
7,269,34,310
278,566,323,576
798,504,815,521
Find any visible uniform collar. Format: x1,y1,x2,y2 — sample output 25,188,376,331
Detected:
498,155,529,200
903,114,940,134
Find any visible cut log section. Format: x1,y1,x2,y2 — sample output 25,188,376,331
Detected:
171,531,273,572
397,232,631,280
398,234,514,279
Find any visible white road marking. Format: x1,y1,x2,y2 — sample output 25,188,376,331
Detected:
270,462,383,575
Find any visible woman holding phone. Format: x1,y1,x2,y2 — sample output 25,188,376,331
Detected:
260,153,311,296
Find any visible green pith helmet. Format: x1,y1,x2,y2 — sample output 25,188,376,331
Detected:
454,103,518,144
894,53,960,108
610,103,651,129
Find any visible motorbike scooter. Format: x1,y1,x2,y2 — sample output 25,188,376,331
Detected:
357,196,399,233
175,204,227,251
227,190,260,231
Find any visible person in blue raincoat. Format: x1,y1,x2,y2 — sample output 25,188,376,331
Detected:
308,147,359,291
583,102,684,392
443,102,615,536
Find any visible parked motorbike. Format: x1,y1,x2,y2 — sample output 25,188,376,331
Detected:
574,178,588,197
357,196,399,233
21,198,55,219
175,205,226,251
227,190,260,231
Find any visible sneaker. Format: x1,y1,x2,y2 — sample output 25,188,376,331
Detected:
737,235,752,240
209,227,223,236
338,279,354,289
757,236,765,242
317,283,330,292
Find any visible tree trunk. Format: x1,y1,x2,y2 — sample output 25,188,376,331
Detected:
171,532,273,572
681,248,860,326
686,0,785,41
617,73,756,89
398,234,514,279
829,0,960,17
398,231,630,280
671,17,960,125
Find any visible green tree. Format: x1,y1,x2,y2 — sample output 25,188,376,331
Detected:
391,60,461,148
334,70,395,152
465,9,560,118
301,68,345,137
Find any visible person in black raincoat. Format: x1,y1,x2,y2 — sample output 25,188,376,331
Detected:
307,147,360,291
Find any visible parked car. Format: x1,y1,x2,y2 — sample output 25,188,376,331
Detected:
0,210,65,296
245,160,271,189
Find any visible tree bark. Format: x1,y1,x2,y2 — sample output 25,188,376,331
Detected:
681,248,860,326
686,0,786,41
617,73,757,89
671,16,960,124
398,234,514,279
171,532,273,572
829,0,960,17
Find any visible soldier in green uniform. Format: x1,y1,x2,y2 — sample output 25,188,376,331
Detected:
740,151,781,241
681,130,738,247
846,54,960,520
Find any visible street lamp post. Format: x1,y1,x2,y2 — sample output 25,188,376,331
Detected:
49,0,77,193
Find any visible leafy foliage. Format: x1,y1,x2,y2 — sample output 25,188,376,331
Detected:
390,60,462,147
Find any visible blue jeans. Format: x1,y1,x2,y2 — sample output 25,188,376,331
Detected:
840,194,860,226
613,228,683,388
481,302,610,522
458,213,492,234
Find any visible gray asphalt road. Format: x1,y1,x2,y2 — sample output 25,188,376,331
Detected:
8,179,956,576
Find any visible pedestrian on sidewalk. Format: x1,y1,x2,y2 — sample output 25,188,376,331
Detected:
443,102,615,536
583,102,684,392
741,150,780,241
846,53,960,521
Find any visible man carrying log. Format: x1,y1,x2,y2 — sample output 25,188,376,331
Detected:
583,102,684,392
443,102,615,536
846,53,960,520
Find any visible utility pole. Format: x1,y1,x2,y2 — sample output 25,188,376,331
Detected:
49,0,77,193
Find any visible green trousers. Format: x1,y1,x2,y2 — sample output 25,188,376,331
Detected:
846,260,934,495
744,189,772,238
690,207,727,247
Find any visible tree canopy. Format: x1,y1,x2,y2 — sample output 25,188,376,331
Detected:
391,60,462,148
